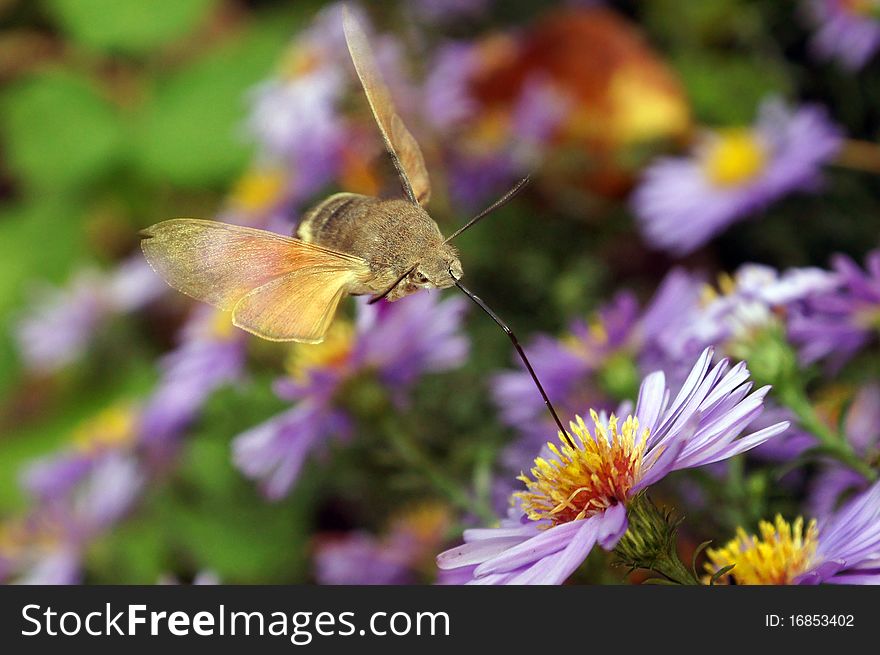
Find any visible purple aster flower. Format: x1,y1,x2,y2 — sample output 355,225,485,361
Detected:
2,454,144,584
233,293,468,500
649,263,837,378
633,98,843,255
21,403,141,503
789,250,880,370
139,306,247,461
805,0,880,70
247,69,346,199
234,399,353,501
438,348,788,584
15,255,165,374
15,271,109,373
706,479,880,584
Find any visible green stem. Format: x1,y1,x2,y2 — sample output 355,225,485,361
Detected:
651,553,701,586
383,417,498,525
778,384,878,482
613,493,700,585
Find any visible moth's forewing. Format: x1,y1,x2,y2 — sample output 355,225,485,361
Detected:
140,218,370,343
342,7,432,205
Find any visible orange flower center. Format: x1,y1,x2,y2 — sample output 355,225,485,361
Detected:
516,411,648,526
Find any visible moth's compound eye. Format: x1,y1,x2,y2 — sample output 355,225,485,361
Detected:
414,271,429,284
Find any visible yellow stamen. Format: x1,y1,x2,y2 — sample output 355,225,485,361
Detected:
516,411,649,526
703,128,767,188
705,515,819,585
285,320,354,381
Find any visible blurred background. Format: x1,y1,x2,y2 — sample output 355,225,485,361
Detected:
0,0,878,584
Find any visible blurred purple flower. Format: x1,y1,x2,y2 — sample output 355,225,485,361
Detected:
511,75,572,153
411,0,492,23
438,348,788,584
233,293,468,500
315,532,414,585
493,268,710,473
21,403,140,505
789,251,880,370
2,454,144,584
14,256,164,374
139,307,247,461
248,68,346,199
492,292,639,461
649,264,837,378
809,384,880,516
246,3,416,204
633,99,843,255
805,0,880,70
314,503,452,584
423,42,480,133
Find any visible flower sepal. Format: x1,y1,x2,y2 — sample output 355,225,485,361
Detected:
613,492,699,585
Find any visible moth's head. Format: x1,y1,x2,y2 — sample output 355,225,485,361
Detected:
385,246,462,302
419,243,462,290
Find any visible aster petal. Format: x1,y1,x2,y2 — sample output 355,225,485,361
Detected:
596,502,629,550
634,371,666,432
503,518,600,585
632,433,689,493
472,519,586,577
436,534,536,570
683,421,790,468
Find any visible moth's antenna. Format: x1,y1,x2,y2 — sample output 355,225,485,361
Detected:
444,176,531,244
368,263,419,304
453,280,573,448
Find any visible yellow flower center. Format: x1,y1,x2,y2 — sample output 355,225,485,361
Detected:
285,320,354,381
230,167,287,213
705,516,819,585
72,404,137,453
703,128,767,188
516,411,648,526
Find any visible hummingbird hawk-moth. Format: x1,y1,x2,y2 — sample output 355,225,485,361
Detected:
141,7,569,436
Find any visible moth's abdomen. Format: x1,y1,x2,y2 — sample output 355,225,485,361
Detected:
297,193,374,252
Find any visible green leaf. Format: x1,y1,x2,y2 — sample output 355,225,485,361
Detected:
45,0,217,55
0,70,123,192
0,198,89,313
132,18,293,188
691,540,713,579
710,564,736,585
671,51,791,125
